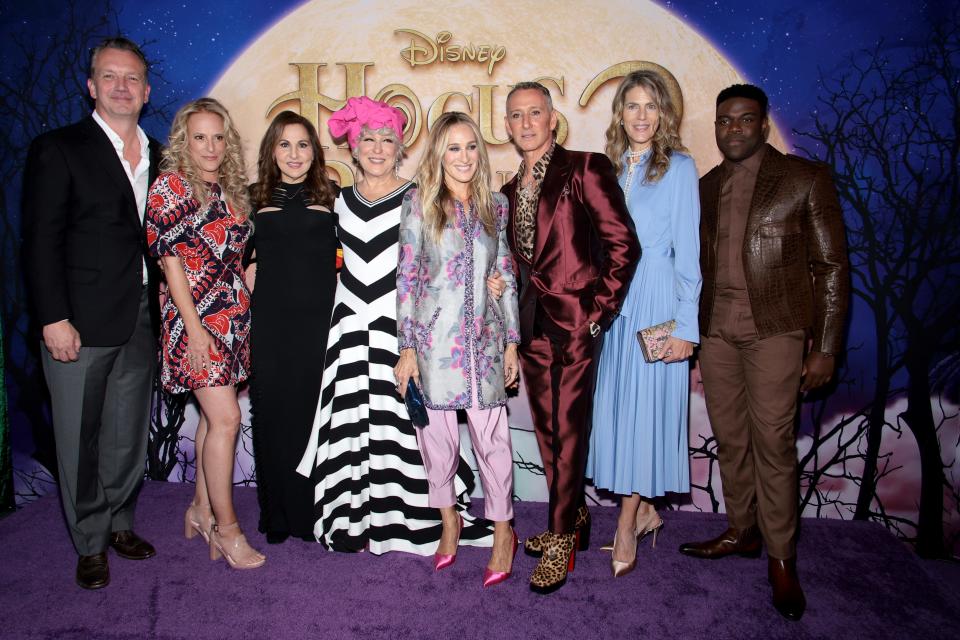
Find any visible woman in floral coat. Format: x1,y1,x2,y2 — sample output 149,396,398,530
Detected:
394,112,520,586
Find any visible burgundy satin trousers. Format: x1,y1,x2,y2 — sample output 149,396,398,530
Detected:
520,328,602,534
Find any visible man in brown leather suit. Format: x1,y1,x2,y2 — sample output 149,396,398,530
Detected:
679,84,849,621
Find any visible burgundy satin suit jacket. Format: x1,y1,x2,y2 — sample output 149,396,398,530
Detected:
501,145,640,341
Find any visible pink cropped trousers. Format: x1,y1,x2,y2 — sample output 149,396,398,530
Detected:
415,384,514,522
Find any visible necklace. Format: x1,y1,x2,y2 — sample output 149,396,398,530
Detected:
278,182,305,199
623,148,652,198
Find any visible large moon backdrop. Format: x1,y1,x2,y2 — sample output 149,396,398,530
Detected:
1,0,956,553
207,0,788,505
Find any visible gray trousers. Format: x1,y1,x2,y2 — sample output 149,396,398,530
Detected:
41,288,155,556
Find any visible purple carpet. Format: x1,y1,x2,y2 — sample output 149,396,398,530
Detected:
0,481,956,639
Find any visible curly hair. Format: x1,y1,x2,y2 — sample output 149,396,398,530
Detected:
161,97,250,220
350,125,406,174
605,71,686,182
251,110,335,210
415,112,496,243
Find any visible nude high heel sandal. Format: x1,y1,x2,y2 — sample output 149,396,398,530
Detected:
184,503,215,544
210,522,266,569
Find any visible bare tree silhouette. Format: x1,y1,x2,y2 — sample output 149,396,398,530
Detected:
0,0,181,498
688,431,721,513
794,21,960,557
0,0,122,483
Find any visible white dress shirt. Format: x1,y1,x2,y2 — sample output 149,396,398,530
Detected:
91,110,151,285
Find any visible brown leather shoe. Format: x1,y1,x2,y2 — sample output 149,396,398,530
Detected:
769,556,806,621
110,530,156,560
76,553,110,590
678,526,762,559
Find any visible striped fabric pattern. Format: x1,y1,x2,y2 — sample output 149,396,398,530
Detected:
297,183,492,555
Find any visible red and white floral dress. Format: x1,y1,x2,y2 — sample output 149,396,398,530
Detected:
146,171,251,393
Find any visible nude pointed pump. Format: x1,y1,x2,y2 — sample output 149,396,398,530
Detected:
610,529,637,578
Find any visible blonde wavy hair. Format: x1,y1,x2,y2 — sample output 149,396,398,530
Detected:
605,71,686,183
415,112,496,243
161,97,251,220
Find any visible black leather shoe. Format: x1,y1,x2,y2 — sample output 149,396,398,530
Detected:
76,553,110,590
678,526,762,559
769,556,806,621
110,530,156,560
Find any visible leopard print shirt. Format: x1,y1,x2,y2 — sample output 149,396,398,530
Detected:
513,143,555,261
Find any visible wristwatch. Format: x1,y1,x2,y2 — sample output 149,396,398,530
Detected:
588,321,601,338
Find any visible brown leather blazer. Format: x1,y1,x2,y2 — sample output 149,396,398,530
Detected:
699,144,849,353
502,145,640,341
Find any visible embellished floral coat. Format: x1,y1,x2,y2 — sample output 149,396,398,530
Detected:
397,189,520,410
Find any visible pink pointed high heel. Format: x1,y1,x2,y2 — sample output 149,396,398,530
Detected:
434,514,464,571
482,529,519,587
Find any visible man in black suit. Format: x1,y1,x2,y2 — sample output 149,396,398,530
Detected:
22,37,162,589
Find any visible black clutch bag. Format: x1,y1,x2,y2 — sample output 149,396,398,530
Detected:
404,379,429,428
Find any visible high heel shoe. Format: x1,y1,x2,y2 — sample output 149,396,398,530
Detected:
635,510,664,549
434,514,464,571
524,505,591,557
601,510,664,552
184,503,215,543
610,529,637,577
482,529,519,587
529,531,577,594
210,522,266,569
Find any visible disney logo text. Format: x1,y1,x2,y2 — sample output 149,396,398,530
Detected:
396,29,506,75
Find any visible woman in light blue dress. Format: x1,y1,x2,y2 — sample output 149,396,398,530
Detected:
586,70,701,577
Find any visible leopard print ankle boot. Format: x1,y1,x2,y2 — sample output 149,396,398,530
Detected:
524,505,591,557
529,532,576,594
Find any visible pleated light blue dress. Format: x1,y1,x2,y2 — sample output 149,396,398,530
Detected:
586,150,701,497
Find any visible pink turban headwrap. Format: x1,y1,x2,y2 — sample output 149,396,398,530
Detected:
327,96,407,149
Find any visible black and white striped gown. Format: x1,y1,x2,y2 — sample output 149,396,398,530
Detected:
297,183,493,555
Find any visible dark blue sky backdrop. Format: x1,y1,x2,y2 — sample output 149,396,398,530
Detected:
0,0,948,400
0,0,944,145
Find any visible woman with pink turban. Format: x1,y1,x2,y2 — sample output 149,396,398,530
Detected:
297,97,494,555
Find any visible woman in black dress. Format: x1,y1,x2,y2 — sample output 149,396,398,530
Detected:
248,111,338,543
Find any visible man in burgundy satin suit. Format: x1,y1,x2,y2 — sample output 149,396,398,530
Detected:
501,82,640,594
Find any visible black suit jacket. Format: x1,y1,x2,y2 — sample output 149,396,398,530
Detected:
22,116,163,346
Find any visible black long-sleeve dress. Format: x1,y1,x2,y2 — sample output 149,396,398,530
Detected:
249,182,338,543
